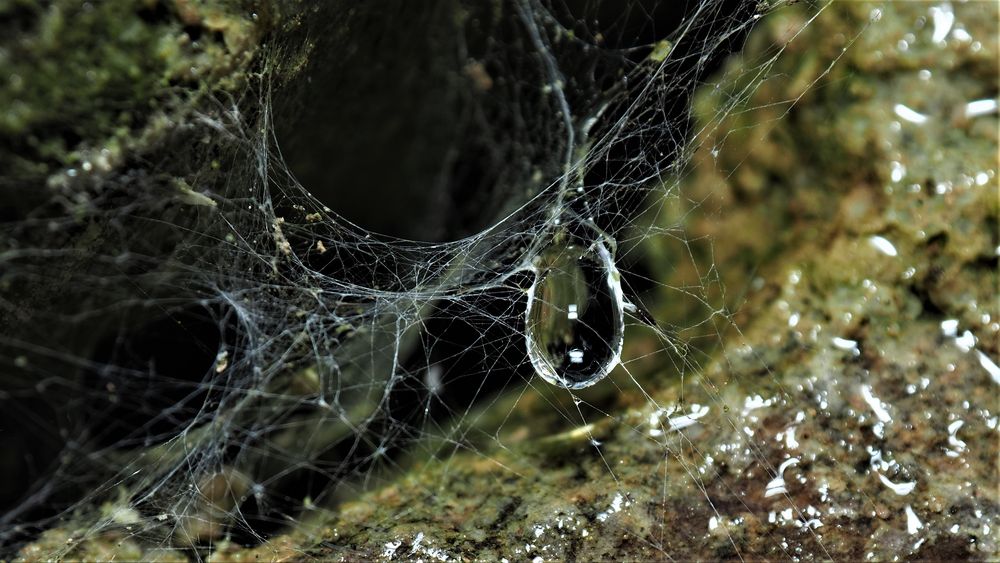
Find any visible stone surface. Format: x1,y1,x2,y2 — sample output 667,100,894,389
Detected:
230,2,995,560
12,0,999,561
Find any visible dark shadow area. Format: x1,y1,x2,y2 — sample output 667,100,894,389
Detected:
0,0,760,553
83,303,233,450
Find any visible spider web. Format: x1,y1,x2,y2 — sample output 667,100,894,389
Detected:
0,0,880,559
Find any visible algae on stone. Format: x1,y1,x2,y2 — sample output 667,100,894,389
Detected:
0,0,272,187
10,0,999,561
214,2,997,560
1,0,296,558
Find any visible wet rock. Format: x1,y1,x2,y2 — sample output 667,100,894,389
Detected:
15,1,998,560
228,2,995,560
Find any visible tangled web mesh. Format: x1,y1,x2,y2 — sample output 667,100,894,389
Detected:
0,0,860,557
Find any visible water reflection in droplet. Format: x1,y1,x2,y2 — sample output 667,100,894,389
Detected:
525,238,625,389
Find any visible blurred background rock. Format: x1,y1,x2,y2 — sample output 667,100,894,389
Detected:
2,0,997,560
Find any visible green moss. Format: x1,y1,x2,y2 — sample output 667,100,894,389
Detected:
0,0,264,183
13,0,999,560
242,2,995,560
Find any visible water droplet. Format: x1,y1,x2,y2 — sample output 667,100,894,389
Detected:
525,238,624,389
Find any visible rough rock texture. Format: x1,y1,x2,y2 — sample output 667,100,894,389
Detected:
0,0,309,348
12,0,999,561
0,0,276,187
1,0,302,558
217,2,997,560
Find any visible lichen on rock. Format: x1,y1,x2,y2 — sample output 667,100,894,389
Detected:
214,2,998,560
7,0,998,561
